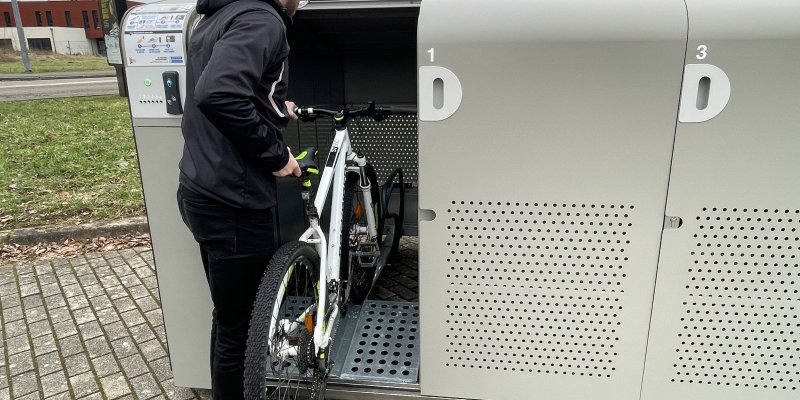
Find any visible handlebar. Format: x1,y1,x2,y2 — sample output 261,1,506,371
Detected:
293,101,417,124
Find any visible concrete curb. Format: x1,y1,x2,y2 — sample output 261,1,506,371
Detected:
0,71,117,81
0,216,150,246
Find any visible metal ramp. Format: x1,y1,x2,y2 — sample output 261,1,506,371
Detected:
331,301,420,383
323,301,423,400
265,301,423,400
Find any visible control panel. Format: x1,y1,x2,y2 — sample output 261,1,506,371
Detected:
122,3,197,119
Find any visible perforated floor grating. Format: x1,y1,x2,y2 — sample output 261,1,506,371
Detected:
335,301,420,383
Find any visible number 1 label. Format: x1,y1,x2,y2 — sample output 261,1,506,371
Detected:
428,48,435,63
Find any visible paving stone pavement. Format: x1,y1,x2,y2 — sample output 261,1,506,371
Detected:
0,237,419,399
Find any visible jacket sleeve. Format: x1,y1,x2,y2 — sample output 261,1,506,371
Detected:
193,11,290,172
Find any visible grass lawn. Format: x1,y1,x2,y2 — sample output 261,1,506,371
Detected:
0,95,144,230
0,52,115,74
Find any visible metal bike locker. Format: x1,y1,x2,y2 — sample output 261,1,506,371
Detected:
418,1,800,400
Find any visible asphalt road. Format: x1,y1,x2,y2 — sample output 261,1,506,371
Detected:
0,77,120,101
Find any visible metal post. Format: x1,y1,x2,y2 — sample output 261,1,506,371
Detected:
10,0,32,73
49,27,55,54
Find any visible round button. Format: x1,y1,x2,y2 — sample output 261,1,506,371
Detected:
144,79,152,87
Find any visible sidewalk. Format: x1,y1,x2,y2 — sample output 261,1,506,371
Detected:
0,70,116,82
0,237,419,399
0,247,209,400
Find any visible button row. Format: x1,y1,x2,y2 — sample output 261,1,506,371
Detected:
139,96,165,104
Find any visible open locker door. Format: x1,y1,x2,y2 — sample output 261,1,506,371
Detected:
416,0,688,399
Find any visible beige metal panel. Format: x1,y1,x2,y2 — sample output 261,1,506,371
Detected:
417,1,688,399
642,1,800,399
133,125,212,388
123,1,212,388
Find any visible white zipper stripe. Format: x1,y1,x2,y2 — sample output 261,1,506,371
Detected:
268,62,286,118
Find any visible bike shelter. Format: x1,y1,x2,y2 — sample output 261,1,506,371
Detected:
123,0,800,399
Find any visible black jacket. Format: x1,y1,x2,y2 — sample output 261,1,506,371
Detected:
179,0,291,209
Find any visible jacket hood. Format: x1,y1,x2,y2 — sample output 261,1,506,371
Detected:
197,0,290,22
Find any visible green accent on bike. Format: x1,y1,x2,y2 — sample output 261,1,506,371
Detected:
320,353,325,359
283,264,295,291
297,151,307,160
307,168,319,175
335,116,344,121
302,179,312,188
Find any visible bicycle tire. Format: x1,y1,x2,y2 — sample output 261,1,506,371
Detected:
341,168,380,303
244,241,320,400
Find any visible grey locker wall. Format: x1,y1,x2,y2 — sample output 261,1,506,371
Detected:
417,1,688,399
641,1,800,399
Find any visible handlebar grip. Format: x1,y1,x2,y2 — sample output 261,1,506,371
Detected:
294,107,317,122
295,146,319,175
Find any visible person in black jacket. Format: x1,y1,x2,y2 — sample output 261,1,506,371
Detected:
176,0,302,398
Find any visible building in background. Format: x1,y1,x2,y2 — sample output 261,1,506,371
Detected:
0,0,107,55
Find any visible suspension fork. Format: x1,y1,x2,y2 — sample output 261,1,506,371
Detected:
348,152,378,239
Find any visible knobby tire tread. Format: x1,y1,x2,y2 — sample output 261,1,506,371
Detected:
244,240,319,400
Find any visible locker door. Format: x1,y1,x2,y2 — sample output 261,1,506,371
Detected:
642,1,800,399
417,1,688,399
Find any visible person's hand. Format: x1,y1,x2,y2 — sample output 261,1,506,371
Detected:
273,150,301,177
285,101,298,121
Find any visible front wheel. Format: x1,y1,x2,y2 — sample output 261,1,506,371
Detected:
244,241,320,400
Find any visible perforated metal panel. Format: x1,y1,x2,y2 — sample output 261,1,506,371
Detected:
444,201,632,378
675,208,799,390
282,296,314,319
285,114,418,185
349,115,418,184
645,207,800,399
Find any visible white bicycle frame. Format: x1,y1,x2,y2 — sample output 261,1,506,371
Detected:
270,124,378,360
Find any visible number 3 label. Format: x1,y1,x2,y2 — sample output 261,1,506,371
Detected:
696,45,708,60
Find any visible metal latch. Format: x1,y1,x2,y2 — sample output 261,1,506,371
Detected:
664,216,683,229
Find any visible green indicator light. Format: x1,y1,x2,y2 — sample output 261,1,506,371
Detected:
144,79,152,87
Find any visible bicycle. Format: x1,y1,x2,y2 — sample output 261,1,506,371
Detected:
243,102,414,399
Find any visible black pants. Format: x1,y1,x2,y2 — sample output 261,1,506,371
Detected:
177,185,275,400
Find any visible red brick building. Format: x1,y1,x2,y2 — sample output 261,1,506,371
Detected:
0,0,106,54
